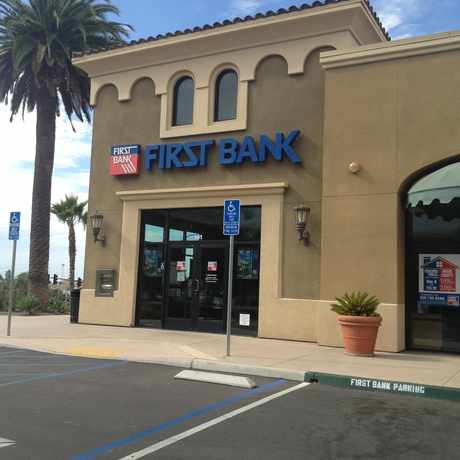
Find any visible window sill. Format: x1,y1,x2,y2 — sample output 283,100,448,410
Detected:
160,118,247,139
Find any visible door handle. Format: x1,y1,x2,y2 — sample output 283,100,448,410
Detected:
193,279,200,294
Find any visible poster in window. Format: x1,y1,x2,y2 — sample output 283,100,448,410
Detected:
144,249,163,278
239,314,251,326
418,254,460,307
176,261,186,272
237,249,259,280
208,261,218,272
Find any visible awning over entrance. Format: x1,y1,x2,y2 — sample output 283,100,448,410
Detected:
408,162,460,207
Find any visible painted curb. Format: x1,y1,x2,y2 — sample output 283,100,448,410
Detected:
305,371,460,402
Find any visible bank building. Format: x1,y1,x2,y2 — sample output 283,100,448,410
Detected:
74,0,460,354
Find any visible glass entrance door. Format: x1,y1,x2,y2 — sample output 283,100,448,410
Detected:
137,244,164,328
165,246,197,330
165,244,227,332
136,207,261,334
196,245,227,332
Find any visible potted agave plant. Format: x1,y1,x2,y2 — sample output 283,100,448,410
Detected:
331,291,382,356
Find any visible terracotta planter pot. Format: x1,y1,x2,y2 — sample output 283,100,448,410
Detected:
337,315,382,357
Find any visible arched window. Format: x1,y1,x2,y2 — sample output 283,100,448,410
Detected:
214,69,238,122
172,76,194,126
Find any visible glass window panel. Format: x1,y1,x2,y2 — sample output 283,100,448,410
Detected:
238,206,261,241
145,225,164,243
169,228,185,241
168,208,224,241
186,231,202,241
173,76,194,126
137,246,164,327
232,244,260,336
144,211,166,243
214,70,238,122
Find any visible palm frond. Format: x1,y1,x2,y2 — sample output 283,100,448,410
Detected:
51,194,88,226
0,0,132,121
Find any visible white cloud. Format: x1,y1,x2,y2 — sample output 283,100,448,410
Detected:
0,104,91,280
373,0,422,38
229,0,264,16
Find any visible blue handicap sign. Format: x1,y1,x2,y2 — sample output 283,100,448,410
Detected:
223,200,240,236
9,212,21,241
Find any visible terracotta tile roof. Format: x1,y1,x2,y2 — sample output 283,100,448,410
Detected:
74,0,389,58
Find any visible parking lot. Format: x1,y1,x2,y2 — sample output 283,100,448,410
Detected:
0,346,458,460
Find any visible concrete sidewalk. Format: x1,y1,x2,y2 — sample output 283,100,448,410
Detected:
0,315,459,388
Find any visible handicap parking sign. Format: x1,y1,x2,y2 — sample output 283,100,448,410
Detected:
8,212,21,241
223,200,240,236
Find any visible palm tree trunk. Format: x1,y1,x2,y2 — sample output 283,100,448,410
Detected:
68,222,76,291
28,88,57,307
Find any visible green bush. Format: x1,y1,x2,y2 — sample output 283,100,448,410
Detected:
47,291,70,314
16,295,39,315
331,292,380,317
0,272,29,311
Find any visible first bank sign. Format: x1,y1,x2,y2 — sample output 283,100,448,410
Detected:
109,130,302,176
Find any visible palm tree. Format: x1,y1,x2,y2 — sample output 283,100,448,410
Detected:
51,195,87,291
0,0,131,306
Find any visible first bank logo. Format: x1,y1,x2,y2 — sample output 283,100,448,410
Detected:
109,130,302,176
110,144,141,176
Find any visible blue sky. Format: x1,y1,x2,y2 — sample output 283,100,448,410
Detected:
0,0,459,280
111,0,460,40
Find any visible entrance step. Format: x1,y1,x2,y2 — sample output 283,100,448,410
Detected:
174,370,257,388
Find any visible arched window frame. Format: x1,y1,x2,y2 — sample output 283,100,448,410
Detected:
172,75,195,127
213,68,239,122
161,64,248,138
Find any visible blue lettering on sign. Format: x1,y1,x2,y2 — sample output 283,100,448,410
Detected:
143,131,302,171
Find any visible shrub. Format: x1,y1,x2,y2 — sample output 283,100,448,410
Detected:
47,290,70,314
331,292,380,317
16,295,39,315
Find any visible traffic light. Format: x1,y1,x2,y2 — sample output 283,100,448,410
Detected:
77,278,82,288
53,274,58,285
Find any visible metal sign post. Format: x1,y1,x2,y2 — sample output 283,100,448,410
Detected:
7,212,20,337
223,200,240,357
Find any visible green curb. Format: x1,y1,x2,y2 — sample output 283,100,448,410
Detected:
304,371,460,402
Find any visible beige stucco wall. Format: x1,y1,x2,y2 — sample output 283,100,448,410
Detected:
80,52,331,341
84,53,327,298
321,46,460,351
78,0,394,348
80,19,460,352
81,184,320,342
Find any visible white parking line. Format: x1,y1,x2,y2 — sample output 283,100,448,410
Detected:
0,437,15,449
119,382,310,460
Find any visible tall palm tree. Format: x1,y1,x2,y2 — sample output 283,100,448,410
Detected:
51,195,87,291
0,0,131,306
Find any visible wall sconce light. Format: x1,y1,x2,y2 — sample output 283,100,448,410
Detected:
294,205,310,245
90,211,106,245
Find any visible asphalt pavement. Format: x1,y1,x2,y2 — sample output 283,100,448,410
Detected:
0,346,458,460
